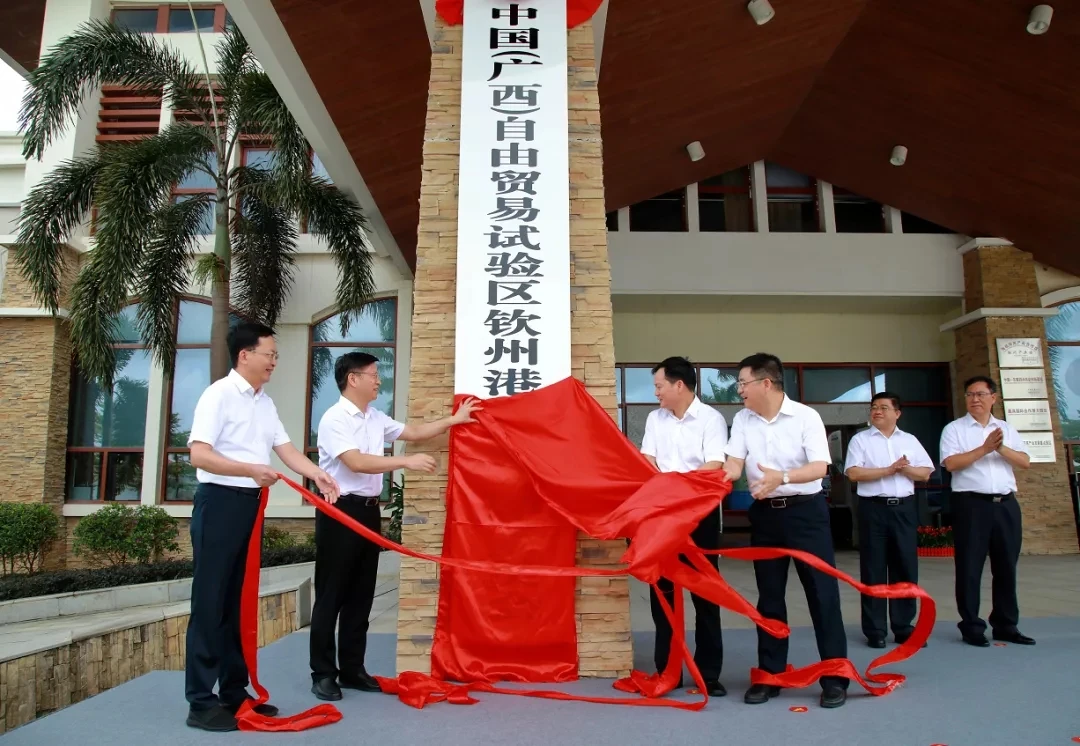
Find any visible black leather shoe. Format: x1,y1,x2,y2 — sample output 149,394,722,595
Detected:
867,636,886,649
223,696,279,717
186,705,238,732
895,632,927,648
311,677,343,701
962,633,990,647
339,669,381,692
820,686,847,708
743,684,781,704
992,630,1036,645
704,679,727,697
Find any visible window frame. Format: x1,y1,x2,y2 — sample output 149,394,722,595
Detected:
158,295,246,503
303,299,399,498
696,166,753,232
763,162,820,232
64,302,151,503
1046,300,1080,458
110,4,229,34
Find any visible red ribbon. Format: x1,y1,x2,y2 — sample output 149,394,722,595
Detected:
232,473,935,728
435,0,605,28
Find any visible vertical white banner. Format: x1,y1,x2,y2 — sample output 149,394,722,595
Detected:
454,0,571,398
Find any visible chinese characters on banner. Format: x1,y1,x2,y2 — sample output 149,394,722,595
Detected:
454,1,571,398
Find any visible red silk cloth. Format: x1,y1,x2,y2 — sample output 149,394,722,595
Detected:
435,0,605,28
233,377,935,730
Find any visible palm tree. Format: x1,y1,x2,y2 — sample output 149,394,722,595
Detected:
12,19,375,386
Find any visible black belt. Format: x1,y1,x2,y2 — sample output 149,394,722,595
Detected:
862,495,914,506
201,483,261,497
340,494,381,506
760,493,818,509
955,491,1013,503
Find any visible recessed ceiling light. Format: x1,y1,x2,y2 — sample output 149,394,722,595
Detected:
747,0,775,26
1027,5,1053,34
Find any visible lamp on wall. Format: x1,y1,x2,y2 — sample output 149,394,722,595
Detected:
747,0,775,25
1027,5,1053,34
686,141,705,162
890,145,908,166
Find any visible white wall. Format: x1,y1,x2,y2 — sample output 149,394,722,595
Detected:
608,231,966,297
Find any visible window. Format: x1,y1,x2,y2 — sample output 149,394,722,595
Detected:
66,304,150,501
171,152,216,234
161,300,243,501
698,167,752,232
765,162,818,232
605,211,618,231
1045,301,1080,443
306,299,397,500
833,188,884,233
629,189,687,232
110,4,229,34
900,211,953,234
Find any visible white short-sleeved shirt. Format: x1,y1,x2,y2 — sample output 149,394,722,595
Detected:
725,396,831,498
317,396,406,497
641,397,728,474
939,414,1028,494
188,369,290,488
843,426,934,497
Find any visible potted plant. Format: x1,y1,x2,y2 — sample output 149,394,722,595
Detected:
916,525,955,557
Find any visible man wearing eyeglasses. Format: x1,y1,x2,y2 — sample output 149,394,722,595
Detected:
721,353,848,709
940,375,1033,648
844,392,934,649
310,351,480,701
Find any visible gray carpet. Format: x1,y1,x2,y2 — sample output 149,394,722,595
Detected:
5,619,1080,745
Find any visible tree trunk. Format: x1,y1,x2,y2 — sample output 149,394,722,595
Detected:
209,188,232,382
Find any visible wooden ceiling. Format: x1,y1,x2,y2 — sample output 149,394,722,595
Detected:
0,0,45,73
5,0,1080,274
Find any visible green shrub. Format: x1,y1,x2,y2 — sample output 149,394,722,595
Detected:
0,545,317,602
262,525,296,551
305,531,317,548
0,503,60,575
72,504,180,566
386,475,404,546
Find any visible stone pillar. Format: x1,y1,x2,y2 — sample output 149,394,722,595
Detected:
951,242,1076,554
396,17,631,676
0,251,78,566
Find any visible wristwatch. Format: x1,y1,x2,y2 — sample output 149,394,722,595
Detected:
782,471,790,485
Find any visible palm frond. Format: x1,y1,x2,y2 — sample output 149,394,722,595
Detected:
134,195,211,375
234,72,310,193
215,25,257,132
297,176,375,338
67,265,127,387
10,154,103,312
20,20,208,160
232,185,298,328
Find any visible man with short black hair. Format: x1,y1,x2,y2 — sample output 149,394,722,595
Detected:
940,375,1033,647
309,351,480,701
185,322,340,732
640,356,728,696
844,391,934,648
722,352,849,709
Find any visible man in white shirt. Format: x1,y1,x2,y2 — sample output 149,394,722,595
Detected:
940,375,1034,648
310,351,480,701
185,322,340,733
844,392,934,649
722,353,848,709
640,356,728,696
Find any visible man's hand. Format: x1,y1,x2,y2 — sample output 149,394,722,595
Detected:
313,470,340,504
249,465,280,488
404,454,438,473
889,456,910,474
751,465,785,500
451,397,482,425
982,427,1004,455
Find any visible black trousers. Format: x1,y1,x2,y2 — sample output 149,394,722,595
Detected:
857,497,918,639
952,491,1022,637
650,507,724,681
749,493,849,690
309,498,382,681
185,483,261,711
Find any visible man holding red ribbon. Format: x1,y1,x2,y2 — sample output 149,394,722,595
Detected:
184,322,341,732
